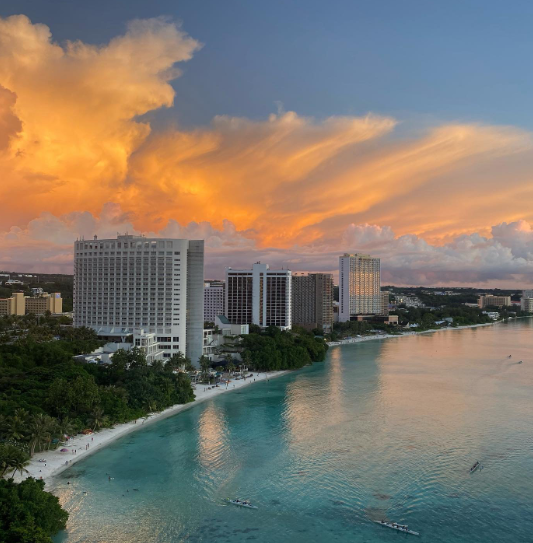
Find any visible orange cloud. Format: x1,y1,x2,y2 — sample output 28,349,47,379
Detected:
1,14,533,284
0,15,200,227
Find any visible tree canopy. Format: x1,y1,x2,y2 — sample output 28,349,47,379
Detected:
0,478,68,543
241,327,328,371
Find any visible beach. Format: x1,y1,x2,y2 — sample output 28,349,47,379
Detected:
12,321,508,487
326,321,500,346
13,370,289,487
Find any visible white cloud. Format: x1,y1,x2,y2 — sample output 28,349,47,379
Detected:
1,206,533,287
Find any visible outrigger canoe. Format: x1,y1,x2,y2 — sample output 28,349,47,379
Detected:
226,498,258,509
374,520,419,536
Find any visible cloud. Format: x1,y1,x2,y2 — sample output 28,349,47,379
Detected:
1,205,533,287
0,85,21,150
0,15,533,285
0,14,200,227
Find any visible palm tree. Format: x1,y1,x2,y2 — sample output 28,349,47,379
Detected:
88,407,105,431
6,409,29,443
57,416,75,441
242,350,252,369
199,355,211,383
0,444,30,479
11,455,30,479
28,414,50,456
44,416,60,450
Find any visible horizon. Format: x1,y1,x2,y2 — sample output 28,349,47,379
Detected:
0,266,529,293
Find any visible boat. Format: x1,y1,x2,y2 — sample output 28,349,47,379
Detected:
518,360,523,364
374,520,419,536
470,461,480,473
226,498,258,509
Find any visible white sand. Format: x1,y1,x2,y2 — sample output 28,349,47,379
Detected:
12,320,511,487
327,321,500,347
13,370,289,487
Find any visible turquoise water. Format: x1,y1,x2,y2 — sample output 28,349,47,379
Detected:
54,320,533,542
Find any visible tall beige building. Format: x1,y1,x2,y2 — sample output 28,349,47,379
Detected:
339,253,381,321
477,295,511,309
292,273,333,331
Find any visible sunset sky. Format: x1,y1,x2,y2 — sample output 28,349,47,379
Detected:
1,1,533,286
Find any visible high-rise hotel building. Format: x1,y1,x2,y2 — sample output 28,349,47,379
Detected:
226,263,292,329
204,280,225,322
73,235,204,364
292,273,334,331
339,253,381,321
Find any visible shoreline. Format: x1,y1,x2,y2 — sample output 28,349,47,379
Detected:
326,320,501,346
13,370,290,488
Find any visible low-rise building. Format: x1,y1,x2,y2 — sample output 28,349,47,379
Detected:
478,295,511,309
5,279,24,286
0,292,63,316
75,329,163,365
395,295,423,308
202,316,250,361
25,292,63,314
351,314,399,325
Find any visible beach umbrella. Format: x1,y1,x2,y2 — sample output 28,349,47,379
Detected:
60,448,69,452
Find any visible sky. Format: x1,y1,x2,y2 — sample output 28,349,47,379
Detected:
1,1,533,286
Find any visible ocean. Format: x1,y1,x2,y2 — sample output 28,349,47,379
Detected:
53,319,533,542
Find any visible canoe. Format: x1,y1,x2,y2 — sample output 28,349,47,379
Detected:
227,499,258,509
374,520,419,536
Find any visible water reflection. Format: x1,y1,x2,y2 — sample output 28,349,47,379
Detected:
54,320,533,543
197,403,229,472
282,342,383,469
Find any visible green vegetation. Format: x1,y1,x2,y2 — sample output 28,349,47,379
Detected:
0,478,68,543
395,305,493,328
0,272,74,312
0,315,195,542
0,312,79,345
0,320,195,469
331,288,532,340
330,320,378,340
383,286,523,306
241,326,328,371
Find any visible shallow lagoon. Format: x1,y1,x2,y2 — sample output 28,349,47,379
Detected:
54,320,533,542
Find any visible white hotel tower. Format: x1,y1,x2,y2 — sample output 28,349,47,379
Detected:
225,263,292,330
73,235,204,364
339,253,381,321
